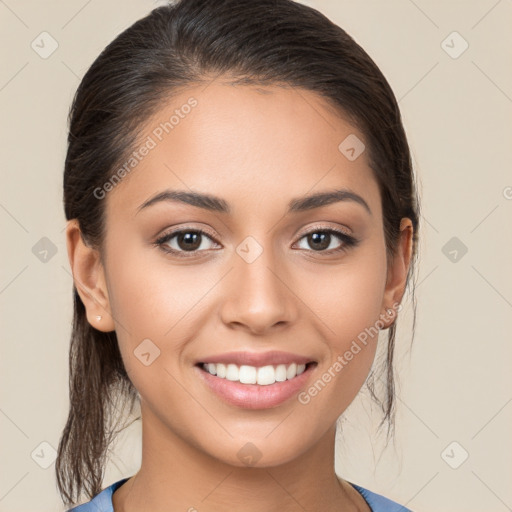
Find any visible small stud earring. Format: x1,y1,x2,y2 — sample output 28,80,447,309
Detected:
96,315,102,321
386,308,393,316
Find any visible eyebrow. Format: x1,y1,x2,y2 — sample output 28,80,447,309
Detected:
136,188,372,216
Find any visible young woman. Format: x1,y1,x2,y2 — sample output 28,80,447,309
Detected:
57,0,420,510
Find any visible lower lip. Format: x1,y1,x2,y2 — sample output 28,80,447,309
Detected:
194,363,317,409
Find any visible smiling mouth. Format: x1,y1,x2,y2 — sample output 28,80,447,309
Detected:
194,360,318,409
195,361,317,386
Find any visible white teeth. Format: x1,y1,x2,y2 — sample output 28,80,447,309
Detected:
226,364,239,381
286,363,297,380
201,362,308,385
216,363,226,378
257,365,275,385
275,364,287,382
239,365,257,384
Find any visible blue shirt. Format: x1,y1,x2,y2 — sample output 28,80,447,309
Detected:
68,477,413,511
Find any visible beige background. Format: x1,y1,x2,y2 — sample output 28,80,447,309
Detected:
1,0,511,510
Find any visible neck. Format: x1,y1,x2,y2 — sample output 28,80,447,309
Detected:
113,401,367,512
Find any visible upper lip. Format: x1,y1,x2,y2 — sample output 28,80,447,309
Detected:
196,350,316,367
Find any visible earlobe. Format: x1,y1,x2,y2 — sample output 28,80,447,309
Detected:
380,217,414,328
65,219,116,332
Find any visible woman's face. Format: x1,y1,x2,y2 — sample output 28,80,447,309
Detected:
83,81,408,467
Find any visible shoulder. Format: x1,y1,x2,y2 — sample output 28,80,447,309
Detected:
349,481,414,512
67,477,412,512
66,478,130,512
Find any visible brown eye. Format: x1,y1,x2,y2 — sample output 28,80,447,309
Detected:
173,231,202,251
305,232,332,251
155,229,219,257
295,228,358,254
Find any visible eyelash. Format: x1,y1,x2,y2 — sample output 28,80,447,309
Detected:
154,226,359,259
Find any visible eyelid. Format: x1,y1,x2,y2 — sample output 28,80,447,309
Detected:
155,224,218,243
296,222,353,238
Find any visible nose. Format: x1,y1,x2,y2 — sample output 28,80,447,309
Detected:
219,243,298,335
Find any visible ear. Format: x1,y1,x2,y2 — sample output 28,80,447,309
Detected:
65,219,115,332
380,217,414,328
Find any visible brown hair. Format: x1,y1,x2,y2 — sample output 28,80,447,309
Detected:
57,0,420,505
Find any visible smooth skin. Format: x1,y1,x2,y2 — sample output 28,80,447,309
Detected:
66,79,413,512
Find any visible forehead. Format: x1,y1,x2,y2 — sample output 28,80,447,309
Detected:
105,80,380,220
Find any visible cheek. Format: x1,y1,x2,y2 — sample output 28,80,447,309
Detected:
298,246,388,408
103,249,207,408
305,248,388,345
103,244,225,394
105,240,210,336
